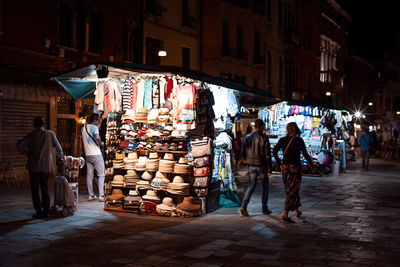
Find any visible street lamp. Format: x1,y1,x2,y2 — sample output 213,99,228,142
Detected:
326,91,331,96
397,111,400,115
158,50,167,57
368,102,373,106
355,111,362,118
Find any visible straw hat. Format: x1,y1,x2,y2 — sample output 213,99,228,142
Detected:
111,175,125,186
151,175,170,190
124,190,142,205
155,171,167,179
170,176,186,184
135,107,148,122
142,190,161,202
156,197,176,216
122,109,136,121
163,153,174,161
107,189,126,201
159,107,169,115
136,180,153,190
125,170,139,178
178,157,188,164
141,171,153,181
135,156,148,171
115,153,125,160
149,152,159,159
177,197,200,213
147,109,159,123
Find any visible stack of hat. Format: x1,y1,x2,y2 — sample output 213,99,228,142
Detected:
135,156,147,171
147,109,159,124
122,109,135,123
158,108,170,123
113,154,125,169
124,170,140,186
137,126,148,137
159,153,175,173
174,157,192,174
142,190,161,203
123,190,142,209
141,171,153,182
124,153,138,169
151,171,170,190
156,197,176,216
111,175,125,187
135,107,148,123
120,124,131,136
146,152,160,171
176,196,200,217
107,189,126,202
136,180,153,190
167,176,189,195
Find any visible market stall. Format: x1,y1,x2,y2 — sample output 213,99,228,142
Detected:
257,101,352,175
52,63,273,217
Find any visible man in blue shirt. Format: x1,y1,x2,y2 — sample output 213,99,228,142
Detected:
358,129,373,170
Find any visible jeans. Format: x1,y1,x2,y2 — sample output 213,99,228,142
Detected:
361,150,370,170
242,165,269,210
29,172,50,216
86,155,105,196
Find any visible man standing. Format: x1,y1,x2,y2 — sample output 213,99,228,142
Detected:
359,129,373,170
240,119,272,216
17,117,64,218
82,113,105,201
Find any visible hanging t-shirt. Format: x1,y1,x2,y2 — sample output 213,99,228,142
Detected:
172,84,196,123
143,79,153,110
136,79,145,110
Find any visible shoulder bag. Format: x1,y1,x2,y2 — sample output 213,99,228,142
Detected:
85,125,105,157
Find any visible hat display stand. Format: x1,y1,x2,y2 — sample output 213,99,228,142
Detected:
102,81,222,218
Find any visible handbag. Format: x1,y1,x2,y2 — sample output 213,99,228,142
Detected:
193,166,211,177
192,176,210,187
193,156,210,167
191,138,211,157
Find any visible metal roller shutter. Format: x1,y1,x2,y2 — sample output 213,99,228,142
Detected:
1,101,49,168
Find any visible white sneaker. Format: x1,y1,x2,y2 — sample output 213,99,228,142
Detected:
98,196,105,202
88,195,98,201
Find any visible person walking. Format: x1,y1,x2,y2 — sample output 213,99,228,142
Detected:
240,119,272,216
17,117,64,218
359,129,373,170
273,122,314,223
82,113,105,201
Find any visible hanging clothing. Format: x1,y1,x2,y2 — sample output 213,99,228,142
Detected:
164,75,173,100
143,79,153,110
95,82,105,112
136,79,145,110
159,77,166,105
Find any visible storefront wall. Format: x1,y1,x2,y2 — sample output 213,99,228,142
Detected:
0,83,71,183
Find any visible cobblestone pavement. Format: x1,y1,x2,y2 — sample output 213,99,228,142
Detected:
1,158,400,267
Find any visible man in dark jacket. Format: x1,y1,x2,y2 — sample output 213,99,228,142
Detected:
240,119,272,216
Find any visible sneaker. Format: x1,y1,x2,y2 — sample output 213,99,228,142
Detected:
240,206,249,217
88,195,98,201
98,196,105,202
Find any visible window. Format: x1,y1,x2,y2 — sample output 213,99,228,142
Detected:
253,79,259,89
267,51,272,83
267,0,271,20
253,31,261,63
234,75,246,85
182,47,191,69
182,0,196,28
278,1,283,28
253,0,265,15
237,25,244,59
222,20,230,56
146,37,163,65
59,2,73,47
124,17,140,62
0,0,3,34
304,25,311,49
88,13,102,54
221,72,232,80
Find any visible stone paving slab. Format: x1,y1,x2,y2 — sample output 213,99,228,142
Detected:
1,159,400,266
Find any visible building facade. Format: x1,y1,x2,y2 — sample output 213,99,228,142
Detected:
319,0,351,107
0,0,143,182
143,0,201,70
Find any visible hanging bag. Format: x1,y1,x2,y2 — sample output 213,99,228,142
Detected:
191,138,212,158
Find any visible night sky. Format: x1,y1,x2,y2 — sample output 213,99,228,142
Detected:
337,0,400,61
